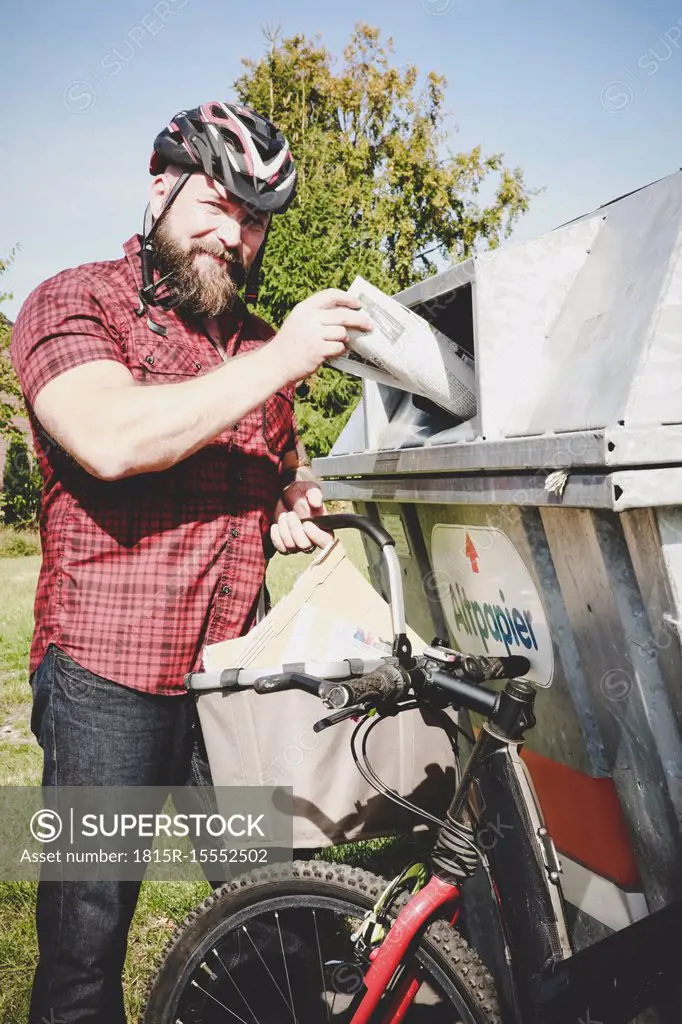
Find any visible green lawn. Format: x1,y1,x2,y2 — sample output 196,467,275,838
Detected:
0,528,378,1022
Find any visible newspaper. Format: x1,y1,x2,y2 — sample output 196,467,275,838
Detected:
328,276,477,420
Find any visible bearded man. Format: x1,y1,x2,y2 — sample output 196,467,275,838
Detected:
10,101,371,1023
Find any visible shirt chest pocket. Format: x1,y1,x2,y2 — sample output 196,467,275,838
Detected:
136,345,204,382
123,323,204,383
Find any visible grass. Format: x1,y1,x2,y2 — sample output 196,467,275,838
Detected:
0,555,41,788
0,525,41,559
0,522,398,1022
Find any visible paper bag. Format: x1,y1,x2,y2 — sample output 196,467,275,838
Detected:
197,540,459,847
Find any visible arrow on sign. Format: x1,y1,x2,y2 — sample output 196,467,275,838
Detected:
465,533,480,573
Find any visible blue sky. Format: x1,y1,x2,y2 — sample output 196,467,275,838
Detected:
2,0,681,318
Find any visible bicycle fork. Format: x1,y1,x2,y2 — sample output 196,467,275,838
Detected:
346,875,461,1024
348,679,571,1024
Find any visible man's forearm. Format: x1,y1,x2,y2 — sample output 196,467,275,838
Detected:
99,343,287,479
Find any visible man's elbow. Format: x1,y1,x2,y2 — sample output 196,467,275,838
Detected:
70,438,129,482
79,439,174,481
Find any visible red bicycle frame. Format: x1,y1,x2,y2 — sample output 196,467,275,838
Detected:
349,876,461,1024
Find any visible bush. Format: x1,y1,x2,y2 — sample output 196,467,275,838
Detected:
1,436,42,528
0,525,41,557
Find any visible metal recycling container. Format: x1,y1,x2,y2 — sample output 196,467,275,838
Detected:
313,170,682,952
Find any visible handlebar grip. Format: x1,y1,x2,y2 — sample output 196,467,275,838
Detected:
302,513,396,550
320,663,408,708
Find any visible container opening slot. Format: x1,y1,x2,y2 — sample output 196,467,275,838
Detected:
410,282,475,362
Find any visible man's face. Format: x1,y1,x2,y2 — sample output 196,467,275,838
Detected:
149,169,269,318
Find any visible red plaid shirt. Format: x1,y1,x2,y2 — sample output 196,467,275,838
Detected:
11,235,297,695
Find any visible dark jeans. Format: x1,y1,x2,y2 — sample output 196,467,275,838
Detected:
28,643,221,1024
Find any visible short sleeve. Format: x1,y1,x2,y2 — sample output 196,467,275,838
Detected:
10,270,127,408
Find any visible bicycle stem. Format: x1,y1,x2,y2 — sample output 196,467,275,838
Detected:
447,678,537,823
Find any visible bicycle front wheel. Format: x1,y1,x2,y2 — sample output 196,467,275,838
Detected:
143,861,502,1024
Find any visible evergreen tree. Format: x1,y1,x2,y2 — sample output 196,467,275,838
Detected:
236,23,534,456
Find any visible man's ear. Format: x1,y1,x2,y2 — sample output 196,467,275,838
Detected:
148,165,184,219
148,174,170,219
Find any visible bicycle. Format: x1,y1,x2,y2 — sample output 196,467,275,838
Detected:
143,514,682,1024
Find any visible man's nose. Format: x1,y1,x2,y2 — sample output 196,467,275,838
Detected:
215,217,243,249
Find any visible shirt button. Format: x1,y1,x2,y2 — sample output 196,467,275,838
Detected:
145,355,154,365
231,528,239,538
194,361,202,371
232,422,240,431
221,585,231,596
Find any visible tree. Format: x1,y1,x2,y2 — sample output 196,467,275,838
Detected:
1,435,41,527
0,249,22,443
0,248,42,529
235,23,534,456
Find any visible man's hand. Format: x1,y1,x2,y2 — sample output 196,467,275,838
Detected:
268,289,373,386
270,473,334,555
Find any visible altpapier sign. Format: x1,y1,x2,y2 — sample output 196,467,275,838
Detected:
430,524,554,687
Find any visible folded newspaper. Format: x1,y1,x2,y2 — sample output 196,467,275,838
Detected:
328,276,477,420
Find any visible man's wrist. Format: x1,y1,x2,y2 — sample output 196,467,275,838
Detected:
280,458,318,491
295,438,311,468
264,333,295,391
280,466,316,488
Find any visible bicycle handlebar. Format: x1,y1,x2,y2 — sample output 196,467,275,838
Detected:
424,667,499,717
250,650,531,725
318,662,409,709
426,651,531,684
304,513,397,550
301,512,408,651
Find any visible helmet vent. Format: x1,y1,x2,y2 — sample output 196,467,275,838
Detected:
219,127,244,154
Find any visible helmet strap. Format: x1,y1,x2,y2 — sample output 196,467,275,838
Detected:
136,171,193,334
244,221,271,305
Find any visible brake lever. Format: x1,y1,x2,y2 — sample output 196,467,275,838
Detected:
313,701,374,733
254,672,322,696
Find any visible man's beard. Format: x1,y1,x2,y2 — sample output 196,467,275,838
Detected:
152,221,247,318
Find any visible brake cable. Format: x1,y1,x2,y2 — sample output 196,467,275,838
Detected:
350,710,482,863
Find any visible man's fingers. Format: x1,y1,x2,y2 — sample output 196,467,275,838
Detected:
292,493,312,518
274,511,294,551
287,512,313,549
307,289,363,310
322,325,350,344
281,481,319,518
302,520,334,549
321,310,373,331
279,510,310,551
271,518,331,554
269,523,288,555
306,486,325,509
321,340,349,360
272,506,332,555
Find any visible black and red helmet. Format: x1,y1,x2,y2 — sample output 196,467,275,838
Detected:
150,101,297,214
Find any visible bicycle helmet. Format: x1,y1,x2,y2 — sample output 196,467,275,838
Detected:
150,101,297,214
138,101,296,332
